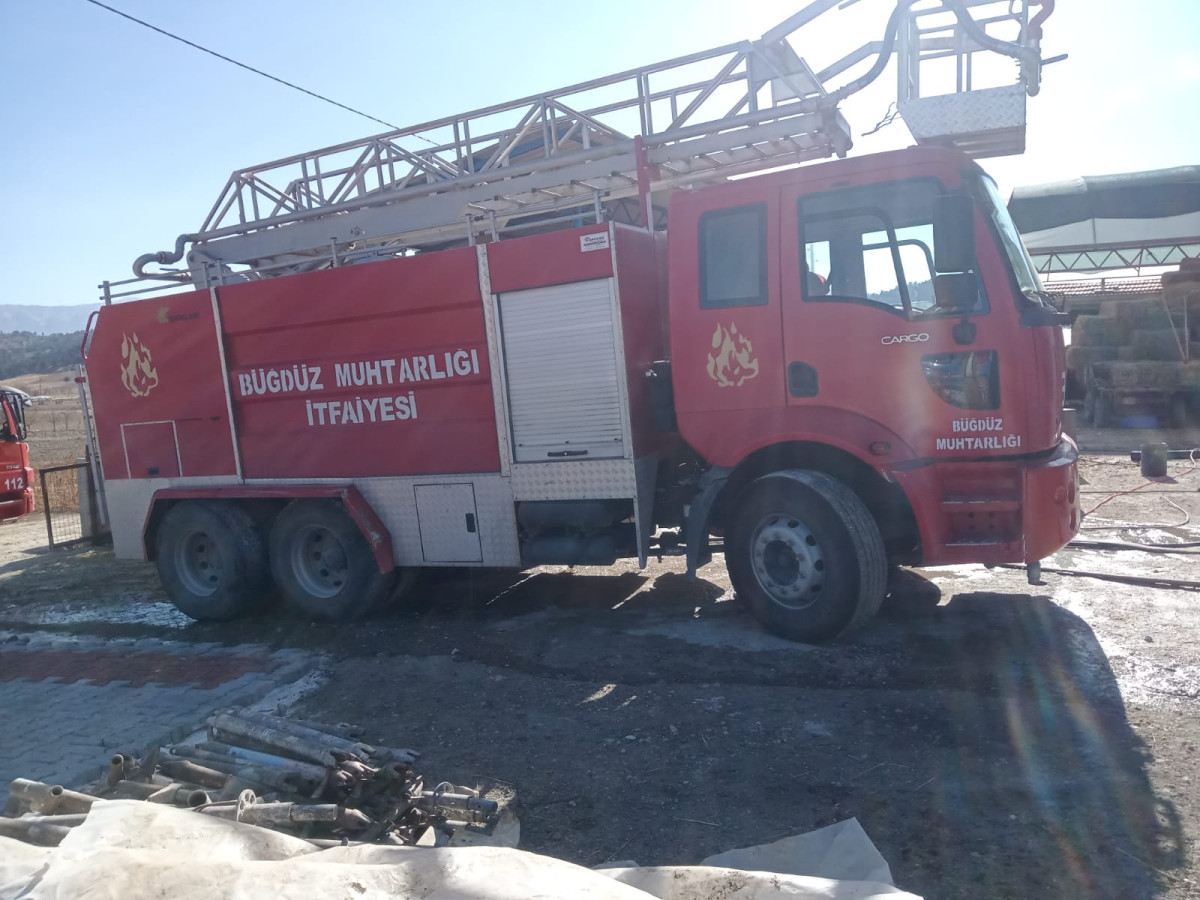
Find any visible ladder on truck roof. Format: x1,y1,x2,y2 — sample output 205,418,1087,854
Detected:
125,0,1053,292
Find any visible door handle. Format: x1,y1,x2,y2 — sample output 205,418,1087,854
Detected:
465,513,476,533
548,449,588,458
788,362,819,398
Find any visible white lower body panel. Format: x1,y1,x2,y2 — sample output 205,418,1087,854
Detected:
103,460,652,571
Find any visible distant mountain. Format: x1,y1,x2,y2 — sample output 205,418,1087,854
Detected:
0,304,97,335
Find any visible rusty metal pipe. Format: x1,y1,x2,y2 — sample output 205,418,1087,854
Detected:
2,814,89,826
0,818,75,847
215,777,262,802
173,744,324,782
281,718,364,740
209,717,341,767
7,780,102,815
223,712,372,757
168,746,318,794
198,801,371,830
420,791,499,816
214,712,419,764
195,741,329,782
106,780,161,800
157,754,230,790
105,754,129,787
146,783,211,808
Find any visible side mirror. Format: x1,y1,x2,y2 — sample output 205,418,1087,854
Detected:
934,193,976,273
932,272,979,313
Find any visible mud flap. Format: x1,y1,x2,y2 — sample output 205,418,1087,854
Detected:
684,466,732,579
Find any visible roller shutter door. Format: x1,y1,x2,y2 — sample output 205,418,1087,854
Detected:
498,279,627,463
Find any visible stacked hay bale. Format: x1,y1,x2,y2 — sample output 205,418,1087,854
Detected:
1068,264,1200,427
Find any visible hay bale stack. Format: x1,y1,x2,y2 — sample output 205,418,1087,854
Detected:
1162,263,1200,290
1072,314,1127,347
1067,345,1118,375
1183,362,1200,389
1130,329,1185,361
1091,361,1182,391
1112,298,1174,330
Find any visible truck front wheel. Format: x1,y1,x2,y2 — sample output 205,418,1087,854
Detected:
727,470,886,643
269,499,394,621
155,501,269,621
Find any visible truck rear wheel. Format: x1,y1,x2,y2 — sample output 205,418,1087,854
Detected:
155,501,269,621
269,499,394,621
727,469,886,643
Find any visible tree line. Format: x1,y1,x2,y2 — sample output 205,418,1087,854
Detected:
0,331,85,380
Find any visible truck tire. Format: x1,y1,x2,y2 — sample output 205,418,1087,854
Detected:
155,501,270,621
727,470,886,643
269,499,394,621
375,566,426,613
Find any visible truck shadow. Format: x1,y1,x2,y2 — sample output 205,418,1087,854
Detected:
404,566,1183,897
869,588,1184,898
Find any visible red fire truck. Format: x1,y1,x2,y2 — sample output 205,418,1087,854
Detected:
84,0,1075,642
0,389,34,523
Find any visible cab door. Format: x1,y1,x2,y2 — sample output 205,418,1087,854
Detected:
669,188,785,427
778,176,1028,459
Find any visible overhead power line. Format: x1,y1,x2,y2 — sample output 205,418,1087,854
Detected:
81,0,401,132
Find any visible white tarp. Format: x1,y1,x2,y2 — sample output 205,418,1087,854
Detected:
1020,210,1200,252
701,818,893,884
0,802,922,900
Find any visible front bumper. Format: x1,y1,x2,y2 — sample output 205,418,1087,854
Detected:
1020,436,1081,563
892,437,1080,567
0,488,35,522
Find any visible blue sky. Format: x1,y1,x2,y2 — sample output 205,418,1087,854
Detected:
2,0,1198,308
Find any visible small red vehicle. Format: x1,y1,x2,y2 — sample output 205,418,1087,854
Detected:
0,389,34,523
84,1,1075,641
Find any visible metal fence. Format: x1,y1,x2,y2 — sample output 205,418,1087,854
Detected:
38,462,94,550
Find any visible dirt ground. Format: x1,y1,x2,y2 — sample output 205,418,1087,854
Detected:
2,434,1200,899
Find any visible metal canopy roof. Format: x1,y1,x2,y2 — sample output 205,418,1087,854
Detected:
1009,166,1200,274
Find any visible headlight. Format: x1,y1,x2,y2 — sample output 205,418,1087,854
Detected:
921,351,1000,410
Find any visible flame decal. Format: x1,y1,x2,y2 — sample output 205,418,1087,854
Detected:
706,322,759,388
120,333,159,398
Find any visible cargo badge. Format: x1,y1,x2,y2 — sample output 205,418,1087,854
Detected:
120,333,159,398
707,323,759,388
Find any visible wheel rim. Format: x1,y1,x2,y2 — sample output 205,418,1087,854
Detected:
750,513,825,610
173,529,223,597
290,524,349,599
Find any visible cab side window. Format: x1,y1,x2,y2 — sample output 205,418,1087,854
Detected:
799,180,984,319
699,203,767,309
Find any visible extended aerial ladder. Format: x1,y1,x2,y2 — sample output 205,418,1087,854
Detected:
124,0,1054,293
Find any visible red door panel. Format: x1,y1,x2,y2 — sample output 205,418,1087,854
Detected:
218,250,500,479
123,422,181,478
88,290,237,481
778,174,1030,462
670,190,785,429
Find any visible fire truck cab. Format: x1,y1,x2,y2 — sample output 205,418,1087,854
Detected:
665,147,1077,637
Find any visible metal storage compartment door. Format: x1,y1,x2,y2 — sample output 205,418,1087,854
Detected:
498,279,627,463
414,484,483,563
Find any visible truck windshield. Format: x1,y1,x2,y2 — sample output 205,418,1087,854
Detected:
0,397,14,442
1,394,26,442
973,173,1046,303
